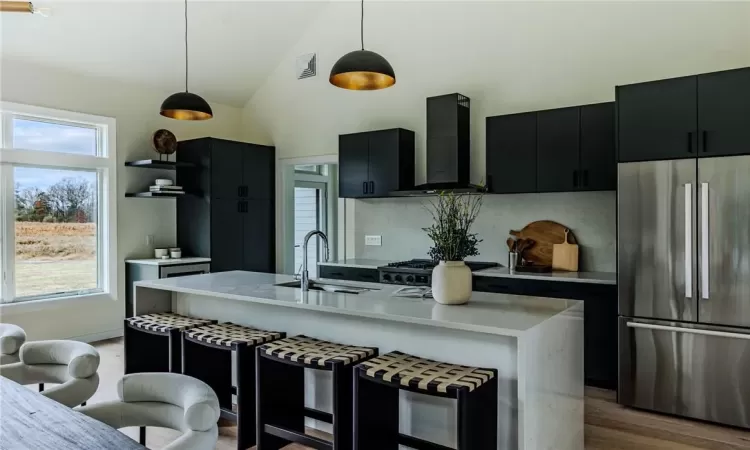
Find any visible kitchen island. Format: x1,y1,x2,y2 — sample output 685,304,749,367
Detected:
134,271,584,450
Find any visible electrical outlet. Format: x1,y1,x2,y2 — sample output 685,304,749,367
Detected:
365,235,382,246
146,235,155,247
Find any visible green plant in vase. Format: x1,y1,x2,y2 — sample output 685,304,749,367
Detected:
423,191,484,304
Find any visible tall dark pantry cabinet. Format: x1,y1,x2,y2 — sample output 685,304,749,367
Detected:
177,138,275,273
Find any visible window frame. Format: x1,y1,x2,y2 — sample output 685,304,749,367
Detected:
0,102,117,306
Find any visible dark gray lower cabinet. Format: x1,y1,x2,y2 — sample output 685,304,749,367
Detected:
474,276,617,389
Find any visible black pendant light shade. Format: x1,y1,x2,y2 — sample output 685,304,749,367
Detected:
330,50,395,90
160,0,213,120
330,0,395,90
160,92,213,120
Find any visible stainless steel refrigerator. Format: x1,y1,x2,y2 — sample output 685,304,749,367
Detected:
618,156,750,428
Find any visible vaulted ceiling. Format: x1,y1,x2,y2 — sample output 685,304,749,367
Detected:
1,1,329,107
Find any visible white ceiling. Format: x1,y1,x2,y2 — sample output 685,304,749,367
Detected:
1,1,329,107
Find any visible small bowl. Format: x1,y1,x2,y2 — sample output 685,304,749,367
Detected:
155,179,173,186
170,250,182,259
154,248,168,258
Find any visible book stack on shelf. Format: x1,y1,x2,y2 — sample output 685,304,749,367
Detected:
149,184,185,195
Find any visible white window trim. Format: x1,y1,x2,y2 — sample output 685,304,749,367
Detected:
0,101,117,307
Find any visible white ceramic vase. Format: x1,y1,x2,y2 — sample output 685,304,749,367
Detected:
431,261,472,305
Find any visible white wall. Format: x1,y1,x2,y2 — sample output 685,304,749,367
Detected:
244,1,750,174
242,1,750,264
354,192,616,272
0,58,244,341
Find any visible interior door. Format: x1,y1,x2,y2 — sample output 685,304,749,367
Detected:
242,199,275,273
619,317,750,429
698,156,750,328
697,68,750,157
618,160,697,321
242,144,274,199
338,133,370,198
580,103,616,191
486,113,537,194
211,140,244,199
367,130,399,197
536,107,580,192
210,199,244,272
616,76,697,162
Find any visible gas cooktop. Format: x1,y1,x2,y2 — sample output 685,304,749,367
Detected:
378,259,498,286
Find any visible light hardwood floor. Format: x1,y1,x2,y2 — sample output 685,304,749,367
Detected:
90,338,750,449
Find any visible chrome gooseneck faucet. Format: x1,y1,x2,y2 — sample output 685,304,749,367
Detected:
301,230,330,291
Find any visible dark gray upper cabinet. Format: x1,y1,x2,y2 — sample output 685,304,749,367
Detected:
486,113,537,194
338,132,370,198
338,128,414,198
697,68,750,157
617,76,698,162
177,138,275,274
486,102,615,194
618,67,750,162
537,107,581,192
580,103,616,191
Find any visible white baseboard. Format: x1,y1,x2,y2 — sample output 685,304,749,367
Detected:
66,328,123,343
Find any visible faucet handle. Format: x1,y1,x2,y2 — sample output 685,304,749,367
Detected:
293,264,303,280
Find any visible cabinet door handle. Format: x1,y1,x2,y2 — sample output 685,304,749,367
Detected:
702,130,708,153
369,181,375,195
573,170,579,188
362,182,368,194
237,186,242,197
687,132,694,153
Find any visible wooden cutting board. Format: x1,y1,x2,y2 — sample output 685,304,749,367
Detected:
552,229,579,271
510,220,577,266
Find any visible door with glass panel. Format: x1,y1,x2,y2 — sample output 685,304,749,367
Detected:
293,181,327,278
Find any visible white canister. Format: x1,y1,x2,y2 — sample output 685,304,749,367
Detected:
169,248,182,259
154,248,168,259
431,261,473,305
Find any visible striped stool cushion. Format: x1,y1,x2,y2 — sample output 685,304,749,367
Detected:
356,351,495,394
126,313,214,334
185,323,283,348
259,335,376,369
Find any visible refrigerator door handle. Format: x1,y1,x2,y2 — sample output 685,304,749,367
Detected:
684,183,692,299
701,182,709,299
627,321,750,340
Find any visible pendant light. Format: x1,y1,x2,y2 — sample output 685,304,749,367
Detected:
160,0,213,120
329,0,395,90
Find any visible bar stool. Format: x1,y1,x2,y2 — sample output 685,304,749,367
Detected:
353,351,498,450
182,322,285,450
124,313,215,375
256,335,378,450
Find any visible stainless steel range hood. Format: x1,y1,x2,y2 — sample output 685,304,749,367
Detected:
391,93,480,196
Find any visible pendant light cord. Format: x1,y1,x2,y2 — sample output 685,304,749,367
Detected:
184,0,189,92
360,0,364,50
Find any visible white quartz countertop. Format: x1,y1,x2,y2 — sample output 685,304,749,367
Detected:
317,259,394,269
126,257,211,266
135,271,582,337
473,267,616,285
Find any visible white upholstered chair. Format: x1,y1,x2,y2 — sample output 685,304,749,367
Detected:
0,340,100,407
0,323,26,365
78,372,220,450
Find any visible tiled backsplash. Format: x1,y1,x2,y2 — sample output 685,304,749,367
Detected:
352,191,616,272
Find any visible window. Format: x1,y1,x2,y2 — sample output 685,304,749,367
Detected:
0,102,116,304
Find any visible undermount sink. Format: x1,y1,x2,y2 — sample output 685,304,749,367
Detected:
275,280,377,295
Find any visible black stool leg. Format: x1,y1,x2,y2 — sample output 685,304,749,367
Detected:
139,427,146,445
38,383,44,392
168,328,181,373
256,349,304,450
236,344,256,450
354,373,399,450
332,364,353,450
457,376,498,450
